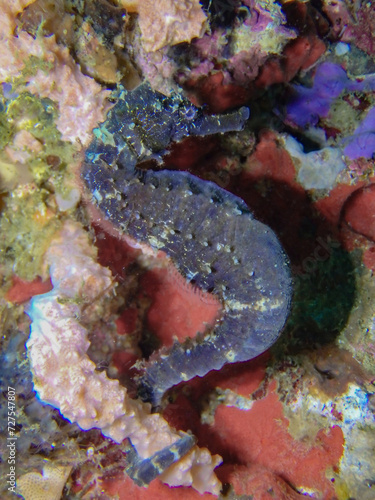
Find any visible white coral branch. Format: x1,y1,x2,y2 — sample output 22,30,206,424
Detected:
26,221,222,495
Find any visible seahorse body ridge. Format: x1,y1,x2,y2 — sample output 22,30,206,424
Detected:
83,82,292,406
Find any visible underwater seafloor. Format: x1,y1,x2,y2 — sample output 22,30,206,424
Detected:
1,0,375,499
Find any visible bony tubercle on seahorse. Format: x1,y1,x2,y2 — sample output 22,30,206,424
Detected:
27,83,292,493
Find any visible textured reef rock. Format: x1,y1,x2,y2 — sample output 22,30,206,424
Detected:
24,39,111,146
17,464,72,500
284,60,375,190
341,1,375,57
26,221,222,494
185,0,296,88
82,82,292,405
0,0,110,146
283,135,346,190
120,0,207,53
2,1,375,499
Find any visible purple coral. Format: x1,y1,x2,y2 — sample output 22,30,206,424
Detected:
287,62,375,128
243,0,276,32
287,63,351,127
343,107,375,160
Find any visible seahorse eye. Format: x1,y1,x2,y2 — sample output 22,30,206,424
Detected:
181,105,196,120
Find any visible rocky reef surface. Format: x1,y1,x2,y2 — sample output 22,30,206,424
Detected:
1,0,375,499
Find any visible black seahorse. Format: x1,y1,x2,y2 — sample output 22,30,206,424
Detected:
82,82,292,483
83,83,292,404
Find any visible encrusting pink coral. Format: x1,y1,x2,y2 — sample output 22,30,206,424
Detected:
120,0,207,52
0,0,110,146
26,221,222,495
25,38,111,146
0,0,34,38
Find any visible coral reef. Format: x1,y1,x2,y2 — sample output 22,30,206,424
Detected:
121,0,207,52
26,220,222,494
0,1,110,146
0,91,79,281
342,1,375,57
185,0,296,89
1,0,375,499
24,38,111,146
282,135,346,190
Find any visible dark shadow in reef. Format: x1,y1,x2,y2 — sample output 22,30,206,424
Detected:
200,0,242,29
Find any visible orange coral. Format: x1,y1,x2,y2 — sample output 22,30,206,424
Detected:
142,265,221,346
212,382,344,498
6,276,52,304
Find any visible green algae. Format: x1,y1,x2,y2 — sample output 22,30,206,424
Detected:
5,93,74,185
0,92,77,282
325,96,363,138
0,187,62,282
0,98,13,151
